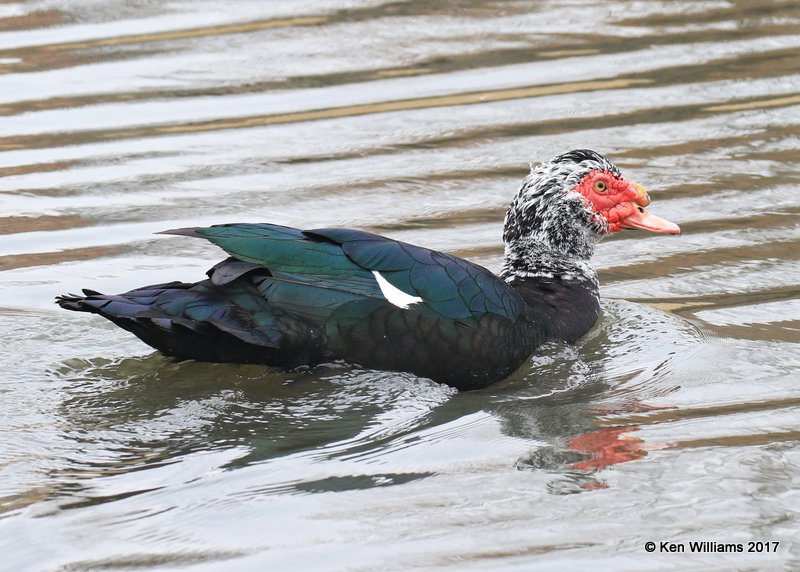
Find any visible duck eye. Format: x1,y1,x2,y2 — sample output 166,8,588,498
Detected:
594,180,608,193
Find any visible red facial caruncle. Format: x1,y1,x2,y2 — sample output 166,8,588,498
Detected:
573,170,680,235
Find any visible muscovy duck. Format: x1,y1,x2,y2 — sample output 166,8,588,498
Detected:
57,150,679,390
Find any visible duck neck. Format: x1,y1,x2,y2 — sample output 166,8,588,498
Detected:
500,239,600,343
500,237,597,284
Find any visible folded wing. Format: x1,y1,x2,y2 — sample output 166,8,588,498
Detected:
60,223,540,388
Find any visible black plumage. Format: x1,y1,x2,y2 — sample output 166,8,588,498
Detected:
57,150,679,389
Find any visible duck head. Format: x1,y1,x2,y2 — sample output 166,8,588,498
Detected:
501,149,679,282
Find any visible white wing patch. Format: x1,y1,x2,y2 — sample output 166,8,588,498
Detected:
372,271,423,309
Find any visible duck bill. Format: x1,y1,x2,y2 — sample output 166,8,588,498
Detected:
621,207,681,234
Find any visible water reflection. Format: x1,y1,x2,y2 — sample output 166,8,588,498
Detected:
43,299,702,508
2,0,800,568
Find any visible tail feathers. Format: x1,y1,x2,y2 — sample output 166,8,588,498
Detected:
56,288,105,310
55,280,322,366
55,282,190,314
56,293,85,311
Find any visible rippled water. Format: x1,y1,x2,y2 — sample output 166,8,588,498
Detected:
2,1,799,570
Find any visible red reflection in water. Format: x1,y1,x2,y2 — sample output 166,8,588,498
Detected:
569,426,646,472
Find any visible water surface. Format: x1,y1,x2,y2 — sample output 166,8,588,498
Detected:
1,1,799,570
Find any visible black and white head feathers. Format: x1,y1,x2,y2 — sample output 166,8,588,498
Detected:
501,149,621,283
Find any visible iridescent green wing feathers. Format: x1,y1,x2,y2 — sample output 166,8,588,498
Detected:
173,223,530,323
184,224,539,388
62,223,539,388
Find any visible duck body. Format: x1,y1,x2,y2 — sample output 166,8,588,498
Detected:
58,150,679,390
59,225,558,390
